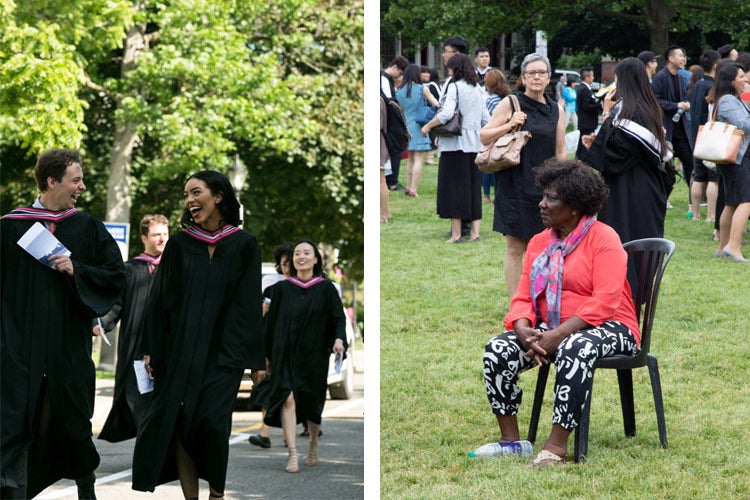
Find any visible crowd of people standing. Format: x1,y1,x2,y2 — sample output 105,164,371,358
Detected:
381,38,750,466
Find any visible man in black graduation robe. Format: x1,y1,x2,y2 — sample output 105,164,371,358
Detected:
0,149,126,499
97,214,169,443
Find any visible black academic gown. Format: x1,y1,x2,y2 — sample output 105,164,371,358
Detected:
131,229,263,493
0,209,125,497
263,278,347,428
98,259,158,442
580,117,675,243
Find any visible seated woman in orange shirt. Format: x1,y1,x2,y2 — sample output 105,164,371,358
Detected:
481,158,640,466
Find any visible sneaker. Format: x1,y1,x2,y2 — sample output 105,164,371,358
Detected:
248,434,271,448
666,200,674,209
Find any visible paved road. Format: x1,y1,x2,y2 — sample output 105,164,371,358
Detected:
36,350,364,499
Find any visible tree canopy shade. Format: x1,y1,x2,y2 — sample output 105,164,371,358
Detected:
0,0,364,280
382,0,750,62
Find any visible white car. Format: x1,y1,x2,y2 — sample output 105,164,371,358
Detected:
237,264,355,403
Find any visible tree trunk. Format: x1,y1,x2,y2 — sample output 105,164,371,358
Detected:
105,23,146,223
644,0,673,60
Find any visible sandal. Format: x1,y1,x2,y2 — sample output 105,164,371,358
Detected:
527,449,565,467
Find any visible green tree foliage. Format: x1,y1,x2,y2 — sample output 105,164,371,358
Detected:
383,0,750,63
0,0,364,280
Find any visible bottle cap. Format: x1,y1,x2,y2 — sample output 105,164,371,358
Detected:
468,451,476,457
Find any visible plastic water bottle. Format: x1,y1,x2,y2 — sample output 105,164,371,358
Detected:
672,108,684,123
468,440,533,457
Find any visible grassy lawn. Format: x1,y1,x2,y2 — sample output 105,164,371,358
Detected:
380,160,750,498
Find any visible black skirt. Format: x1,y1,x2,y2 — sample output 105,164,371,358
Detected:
718,150,750,205
436,150,482,221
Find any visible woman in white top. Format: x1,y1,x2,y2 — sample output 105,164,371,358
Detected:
421,53,490,243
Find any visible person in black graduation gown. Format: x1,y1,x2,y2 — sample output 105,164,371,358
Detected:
580,57,675,243
96,214,169,443
0,149,126,500
131,170,264,499
263,240,347,473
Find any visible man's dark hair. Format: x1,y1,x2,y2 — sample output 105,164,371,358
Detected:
736,52,750,72
443,36,469,55
698,50,721,73
717,44,734,59
580,68,594,80
474,47,489,56
663,45,684,61
180,170,242,227
140,214,169,236
272,242,294,274
34,148,81,192
388,56,409,71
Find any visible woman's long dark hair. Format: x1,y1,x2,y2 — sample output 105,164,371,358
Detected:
446,53,478,85
706,63,742,108
289,239,327,278
403,63,423,99
614,57,668,153
180,170,242,228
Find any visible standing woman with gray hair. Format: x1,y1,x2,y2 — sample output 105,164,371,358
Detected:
421,53,491,243
480,53,567,298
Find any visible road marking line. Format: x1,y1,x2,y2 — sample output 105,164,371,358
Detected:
37,397,364,499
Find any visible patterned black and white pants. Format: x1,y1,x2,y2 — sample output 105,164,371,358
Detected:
483,321,639,431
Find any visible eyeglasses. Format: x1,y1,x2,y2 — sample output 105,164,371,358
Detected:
524,70,549,78
443,49,457,55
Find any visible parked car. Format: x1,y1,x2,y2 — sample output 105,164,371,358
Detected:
549,69,601,96
237,264,355,406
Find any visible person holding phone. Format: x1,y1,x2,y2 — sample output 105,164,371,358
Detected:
580,57,675,243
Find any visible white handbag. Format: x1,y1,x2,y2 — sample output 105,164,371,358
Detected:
693,100,745,165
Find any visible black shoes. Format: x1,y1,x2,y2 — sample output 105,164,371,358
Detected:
248,434,271,448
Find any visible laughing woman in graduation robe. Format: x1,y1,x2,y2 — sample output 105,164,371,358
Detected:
263,240,347,473
132,170,264,499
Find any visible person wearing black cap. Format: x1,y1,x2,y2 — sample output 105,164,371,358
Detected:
637,50,658,81
652,45,694,193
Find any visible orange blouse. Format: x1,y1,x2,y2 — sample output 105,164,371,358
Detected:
504,221,641,344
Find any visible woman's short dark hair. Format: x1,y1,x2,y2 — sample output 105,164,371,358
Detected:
534,158,609,216
34,148,82,192
180,170,242,227
290,239,326,278
484,69,511,98
446,53,478,85
272,242,294,274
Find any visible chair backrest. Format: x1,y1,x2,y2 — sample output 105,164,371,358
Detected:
622,238,676,355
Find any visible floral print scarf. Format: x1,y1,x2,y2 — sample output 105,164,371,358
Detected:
529,215,596,328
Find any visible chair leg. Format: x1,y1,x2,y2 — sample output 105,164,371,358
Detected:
527,363,550,444
616,369,636,437
647,354,668,449
574,375,594,463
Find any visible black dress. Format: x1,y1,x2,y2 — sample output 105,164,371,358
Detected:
263,277,347,427
493,92,559,239
131,227,264,493
99,257,159,443
1,208,125,498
